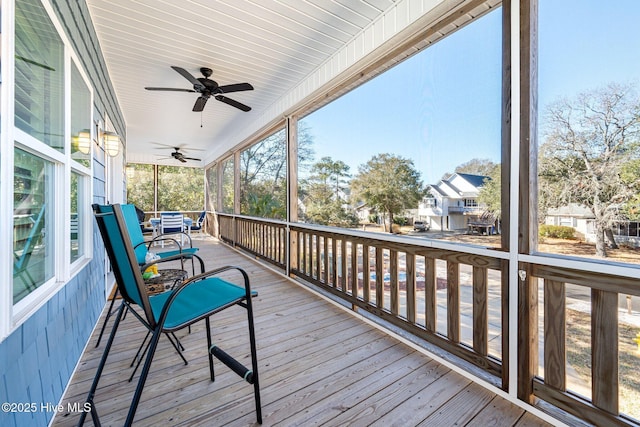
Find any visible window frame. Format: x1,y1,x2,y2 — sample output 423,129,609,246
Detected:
2,0,94,333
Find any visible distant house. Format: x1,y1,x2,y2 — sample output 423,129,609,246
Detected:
545,204,640,247
417,173,490,231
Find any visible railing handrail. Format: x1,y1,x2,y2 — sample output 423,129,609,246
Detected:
217,212,510,261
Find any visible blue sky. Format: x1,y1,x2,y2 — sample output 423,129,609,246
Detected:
300,1,640,184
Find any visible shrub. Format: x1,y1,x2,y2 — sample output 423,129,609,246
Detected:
393,216,408,226
539,224,575,239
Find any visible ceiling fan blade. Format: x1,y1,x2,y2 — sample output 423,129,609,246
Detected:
217,83,254,93
145,87,196,92
178,157,187,163
215,95,251,112
171,66,205,91
193,96,209,112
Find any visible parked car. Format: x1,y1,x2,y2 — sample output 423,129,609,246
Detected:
413,221,429,231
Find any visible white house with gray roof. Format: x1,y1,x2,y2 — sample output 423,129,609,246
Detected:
417,173,490,231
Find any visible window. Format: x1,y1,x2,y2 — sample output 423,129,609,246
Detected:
70,62,91,167
13,148,55,303
126,163,155,211
240,129,287,219
297,7,502,245
10,0,94,311
221,158,234,214
205,165,217,212
424,198,437,209
69,171,87,263
14,0,64,151
537,0,640,263
157,165,204,212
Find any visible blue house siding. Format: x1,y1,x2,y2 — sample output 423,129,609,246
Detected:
0,248,105,427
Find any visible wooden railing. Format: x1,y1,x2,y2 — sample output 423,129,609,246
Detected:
218,214,287,270
527,263,640,426
216,213,640,426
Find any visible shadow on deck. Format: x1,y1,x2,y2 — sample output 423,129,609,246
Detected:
53,237,551,426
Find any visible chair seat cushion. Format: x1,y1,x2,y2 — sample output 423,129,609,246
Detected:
149,277,247,329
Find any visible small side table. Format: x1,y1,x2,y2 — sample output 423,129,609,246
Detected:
144,268,187,295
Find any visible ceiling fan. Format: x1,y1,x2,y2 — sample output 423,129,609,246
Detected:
145,66,253,112
170,147,201,163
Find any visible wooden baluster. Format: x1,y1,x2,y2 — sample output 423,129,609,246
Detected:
447,261,460,343
592,288,618,414
473,266,488,356
543,279,566,391
316,234,321,281
375,247,383,308
351,242,359,299
390,250,398,315
425,256,436,333
363,244,370,303
322,235,328,283
331,238,337,287
341,239,347,292
406,253,416,323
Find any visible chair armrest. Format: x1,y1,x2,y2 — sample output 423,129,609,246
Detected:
150,231,194,248
154,265,255,330
145,236,182,249
140,253,205,274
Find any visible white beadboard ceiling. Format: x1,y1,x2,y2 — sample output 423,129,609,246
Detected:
85,0,401,166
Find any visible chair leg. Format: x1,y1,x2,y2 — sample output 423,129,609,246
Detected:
205,317,215,381
129,332,188,382
95,286,120,348
130,331,151,368
125,325,163,426
246,299,262,424
78,302,126,427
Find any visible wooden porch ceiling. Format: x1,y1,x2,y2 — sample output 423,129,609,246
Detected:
54,238,551,426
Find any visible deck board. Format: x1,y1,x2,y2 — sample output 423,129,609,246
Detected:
53,237,552,426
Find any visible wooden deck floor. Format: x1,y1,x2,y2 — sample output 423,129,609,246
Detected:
54,237,552,426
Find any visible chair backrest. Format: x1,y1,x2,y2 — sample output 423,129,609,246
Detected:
197,210,205,225
93,204,156,326
160,212,184,234
14,205,46,272
120,204,149,264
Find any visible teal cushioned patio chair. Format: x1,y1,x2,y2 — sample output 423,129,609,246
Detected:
121,204,201,273
93,204,205,348
80,204,261,426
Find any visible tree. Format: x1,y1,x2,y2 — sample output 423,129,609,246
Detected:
620,159,640,221
239,123,315,219
157,165,204,211
477,164,501,218
454,158,499,177
539,82,640,257
351,153,426,233
309,157,351,199
303,156,358,227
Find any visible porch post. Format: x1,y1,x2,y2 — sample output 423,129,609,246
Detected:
517,0,539,404
287,116,298,276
